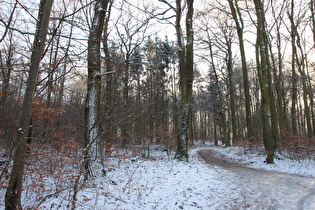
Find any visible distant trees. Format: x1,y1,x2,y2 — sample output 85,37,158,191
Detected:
194,0,315,162
112,0,151,146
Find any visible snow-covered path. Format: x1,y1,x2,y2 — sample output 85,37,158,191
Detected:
198,149,315,210
1,145,315,209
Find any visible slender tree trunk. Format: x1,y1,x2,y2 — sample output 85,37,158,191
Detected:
121,54,131,146
208,37,227,146
275,26,287,133
289,0,298,135
266,40,279,161
135,70,142,144
84,0,109,182
5,0,54,209
226,33,236,143
171,65,178,138
311,0,315,47
56,3,76,110
102,0,113,148
309,0,315,136
0,30,15,108
295,31,313,138
227,0,254,140
306,63,315,137
46,30,61,107
213,120,218,146
271,0,288,133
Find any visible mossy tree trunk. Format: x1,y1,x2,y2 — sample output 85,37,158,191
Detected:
174,0,194,161
253,0,277,164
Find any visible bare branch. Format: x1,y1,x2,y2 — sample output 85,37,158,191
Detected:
159,0,176,12
0,0,17,42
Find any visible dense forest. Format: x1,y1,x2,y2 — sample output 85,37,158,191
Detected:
1,0,315,209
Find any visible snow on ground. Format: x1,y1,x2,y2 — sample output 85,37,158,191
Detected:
214,145,315,178
0,143,314,209
39,146,248,210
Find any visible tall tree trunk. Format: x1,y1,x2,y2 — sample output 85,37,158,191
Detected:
225,31,236,143
309,0,315,136
271,0,288,133
311,0,315,47
5,0,54,209
102,0,114,149
253,0,276,164
207,37,228,146
84,0,109,182
171,65,178,138
306,61,315,136
227,0,254,140
295,30,313,138
174,0,194,161
289,0,298,135
121,59,130,145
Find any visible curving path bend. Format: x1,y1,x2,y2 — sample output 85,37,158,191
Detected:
198,149,315,210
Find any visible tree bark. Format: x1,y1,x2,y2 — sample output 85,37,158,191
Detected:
253,0,276,164
84,0,109,182
5,0,54,209
174,0,194,161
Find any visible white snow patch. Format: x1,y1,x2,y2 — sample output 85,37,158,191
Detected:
214,146,315,177
0,144,314,209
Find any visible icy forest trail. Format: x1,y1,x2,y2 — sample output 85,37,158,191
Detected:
198,149,315,210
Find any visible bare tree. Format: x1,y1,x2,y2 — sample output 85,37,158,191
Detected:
112,0,152,146
5,0,54,209
0,1,18,43
0,31,14,107
270,0,289,133
221,20,237,144
227,0,254,139
253,0,277,163
288,0,298,136
160,0,194,161
84,0,110,183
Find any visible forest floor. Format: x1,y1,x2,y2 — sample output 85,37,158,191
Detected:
0,143,315,209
